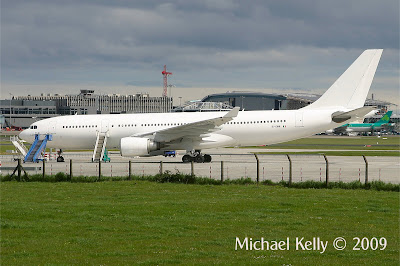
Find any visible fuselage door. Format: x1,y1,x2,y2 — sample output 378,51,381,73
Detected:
295,112,304,127
101,120,109,133
47,121,57,134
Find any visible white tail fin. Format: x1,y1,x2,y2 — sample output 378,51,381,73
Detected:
304,49,383,110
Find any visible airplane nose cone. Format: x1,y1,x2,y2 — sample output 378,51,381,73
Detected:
19,130,28,141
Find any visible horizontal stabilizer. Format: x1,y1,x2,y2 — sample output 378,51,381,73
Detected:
331,106,376,123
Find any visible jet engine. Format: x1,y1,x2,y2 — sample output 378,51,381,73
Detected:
120,137,159,156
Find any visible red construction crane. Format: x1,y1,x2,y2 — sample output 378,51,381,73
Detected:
162,65,172,97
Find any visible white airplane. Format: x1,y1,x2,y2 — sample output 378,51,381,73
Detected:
19,49,383,163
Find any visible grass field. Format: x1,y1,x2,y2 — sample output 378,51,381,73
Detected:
256,150,400,156
1,181,398,264
257,136,400,150
245,135,400,156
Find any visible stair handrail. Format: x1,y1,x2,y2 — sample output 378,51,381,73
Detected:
92,131,101,162
17,138,28,154
11,136,28,156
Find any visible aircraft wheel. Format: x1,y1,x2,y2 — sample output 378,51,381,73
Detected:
203,154,212,163
182,155,192,163
195,155,205,163
57,156,65,162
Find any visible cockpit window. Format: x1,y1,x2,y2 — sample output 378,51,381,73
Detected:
30,125,38,129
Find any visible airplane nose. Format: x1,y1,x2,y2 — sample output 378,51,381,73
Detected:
19,130,28,141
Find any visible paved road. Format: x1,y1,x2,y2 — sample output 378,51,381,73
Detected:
1,148,399,183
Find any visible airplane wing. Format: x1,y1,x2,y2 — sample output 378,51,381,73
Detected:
331,106,376,123
133,107,240,143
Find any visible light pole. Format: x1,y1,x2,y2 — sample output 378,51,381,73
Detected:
168,84,175,98
9,93,12,128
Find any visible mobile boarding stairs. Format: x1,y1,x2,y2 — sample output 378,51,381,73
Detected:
11,134,53,163
92,131,110,162
12,132,109,163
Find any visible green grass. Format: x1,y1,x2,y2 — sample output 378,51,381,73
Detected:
0,144,16,154
239,135,400,151
255,150,400,156
1,181,399,264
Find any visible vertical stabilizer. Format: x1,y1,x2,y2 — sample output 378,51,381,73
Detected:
376,111,392,124
304,49,383,110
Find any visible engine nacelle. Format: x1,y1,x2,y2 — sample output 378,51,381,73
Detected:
120,137,159,157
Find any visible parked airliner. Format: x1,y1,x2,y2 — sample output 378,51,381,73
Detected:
19,49,383,162
329,110,393,135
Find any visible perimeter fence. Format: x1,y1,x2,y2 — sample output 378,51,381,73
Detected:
1,153,398,184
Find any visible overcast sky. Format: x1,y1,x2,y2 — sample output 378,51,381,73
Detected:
1,0,399,105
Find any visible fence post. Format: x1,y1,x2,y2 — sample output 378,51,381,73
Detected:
191,161,194,176
286,155,292,186
220,161,224,182
42,159,46,178
160,161,163,175
128,160,132,180
17,159,22,181
362,155,368,185
323,154,329,186
98,161,101,181
254,154,260,185
69,160,73,181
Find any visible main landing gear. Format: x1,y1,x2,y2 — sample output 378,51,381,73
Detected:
182,150,212,163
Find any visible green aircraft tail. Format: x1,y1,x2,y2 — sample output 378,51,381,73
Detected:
377,111,392,124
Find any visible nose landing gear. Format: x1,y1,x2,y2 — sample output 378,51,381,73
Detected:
56,149,65,162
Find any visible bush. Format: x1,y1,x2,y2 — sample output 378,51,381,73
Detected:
1,172,398,192
368,181,399,192
224,177,254,185
55,172,68,182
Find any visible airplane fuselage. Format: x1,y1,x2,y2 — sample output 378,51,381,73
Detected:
20,109,340,151
345,123,385,132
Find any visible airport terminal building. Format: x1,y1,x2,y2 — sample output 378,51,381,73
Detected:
1,90,172,128
200,91,394,113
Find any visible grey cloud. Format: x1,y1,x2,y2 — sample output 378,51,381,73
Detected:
1,0,398,98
